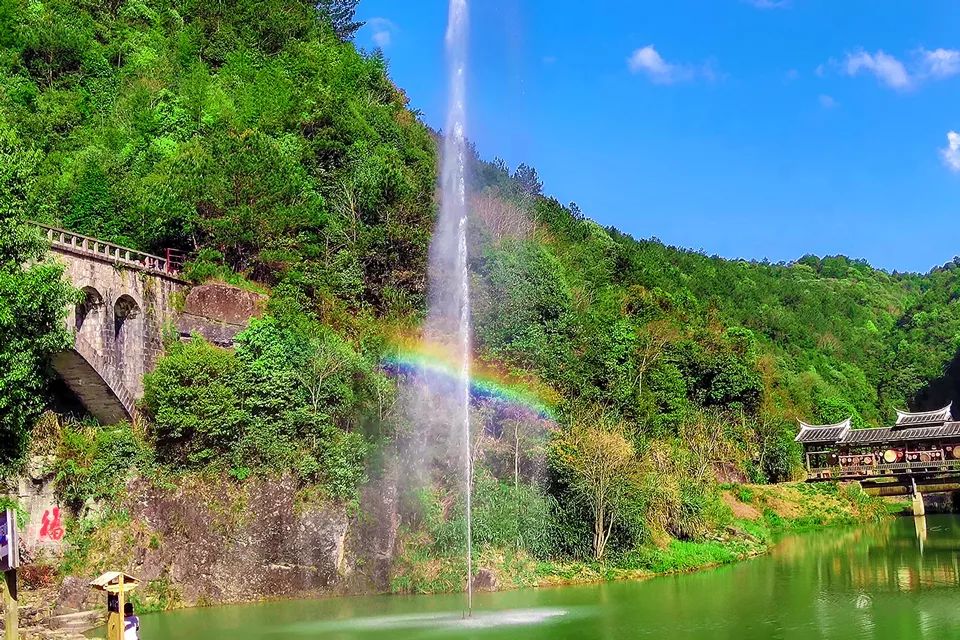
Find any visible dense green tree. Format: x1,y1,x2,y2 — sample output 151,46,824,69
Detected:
473,240,573,374
143,306,374,498
550,415,642,560
0,128,76,470
0,218,74,470
141,337,245,466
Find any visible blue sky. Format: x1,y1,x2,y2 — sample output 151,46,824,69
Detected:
356,1,960,273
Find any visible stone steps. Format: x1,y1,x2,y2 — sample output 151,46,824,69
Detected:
48,609,103,631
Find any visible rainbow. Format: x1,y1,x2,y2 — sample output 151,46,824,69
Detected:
380,340,558,421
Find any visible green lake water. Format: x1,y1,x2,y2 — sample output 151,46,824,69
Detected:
127,515,960,639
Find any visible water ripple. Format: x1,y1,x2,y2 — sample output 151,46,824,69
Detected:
282,607,571,634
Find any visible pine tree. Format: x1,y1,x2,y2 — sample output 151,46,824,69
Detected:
513,163,543,198
316,0,364,41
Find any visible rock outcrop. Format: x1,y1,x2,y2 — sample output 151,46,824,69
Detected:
176,283,267,346
53,473,400,613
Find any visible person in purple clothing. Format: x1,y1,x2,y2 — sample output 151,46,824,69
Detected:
124,602,141,640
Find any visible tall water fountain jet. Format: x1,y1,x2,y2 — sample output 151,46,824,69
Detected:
425,0,473,616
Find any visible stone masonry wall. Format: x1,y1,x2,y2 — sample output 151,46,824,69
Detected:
5,458,66,560
176,283,267,346
56,249,186,399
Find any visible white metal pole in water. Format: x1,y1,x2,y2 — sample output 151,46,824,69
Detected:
458,210,473,618
458,134,473,620
465,419,473,617
442,0,472,618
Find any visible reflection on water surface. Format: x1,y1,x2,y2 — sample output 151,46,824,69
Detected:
107,515,960,640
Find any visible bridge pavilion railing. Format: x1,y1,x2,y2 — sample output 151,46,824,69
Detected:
807,458,960,481
36,223,184,276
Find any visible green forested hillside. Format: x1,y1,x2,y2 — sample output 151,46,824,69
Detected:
2,0,958,570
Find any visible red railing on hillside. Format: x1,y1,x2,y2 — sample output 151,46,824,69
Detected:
36,223,183,276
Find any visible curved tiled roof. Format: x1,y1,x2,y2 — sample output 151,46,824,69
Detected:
895,403,953,427
796,421,960,447
795,418,851,444
842,423,960,445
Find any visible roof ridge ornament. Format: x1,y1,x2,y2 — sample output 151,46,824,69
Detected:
797,417,852,431
894,402,953,426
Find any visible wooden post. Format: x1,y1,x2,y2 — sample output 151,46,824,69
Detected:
119,574,126,640
2,569,17,640
106,605,119,640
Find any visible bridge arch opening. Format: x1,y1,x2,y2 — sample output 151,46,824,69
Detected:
113,294,144,390
75,287,105,351
113,295,141,336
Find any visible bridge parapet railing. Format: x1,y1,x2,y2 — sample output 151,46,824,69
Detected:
36,223,182,276
807,458,960,480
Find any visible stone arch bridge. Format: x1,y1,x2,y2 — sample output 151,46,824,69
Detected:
41,224,263,424
42,224,187,424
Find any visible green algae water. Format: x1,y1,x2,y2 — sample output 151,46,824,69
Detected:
125,515,960,639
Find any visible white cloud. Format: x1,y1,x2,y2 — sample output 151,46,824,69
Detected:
830,46,960,90
628,45,710,84
784,69,799,82
941,131,960,172
628,45,680,83
367,17,396,49
819,94,837,108
843,49,911,90
920,48,960,79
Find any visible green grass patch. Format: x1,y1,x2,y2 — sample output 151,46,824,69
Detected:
733,486,755,504
884,499,912,515
619,539,747,574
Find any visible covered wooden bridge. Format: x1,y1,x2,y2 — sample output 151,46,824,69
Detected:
796,404,960,496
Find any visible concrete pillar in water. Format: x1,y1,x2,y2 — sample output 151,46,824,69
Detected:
914,514,927,554
912,491,925,516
